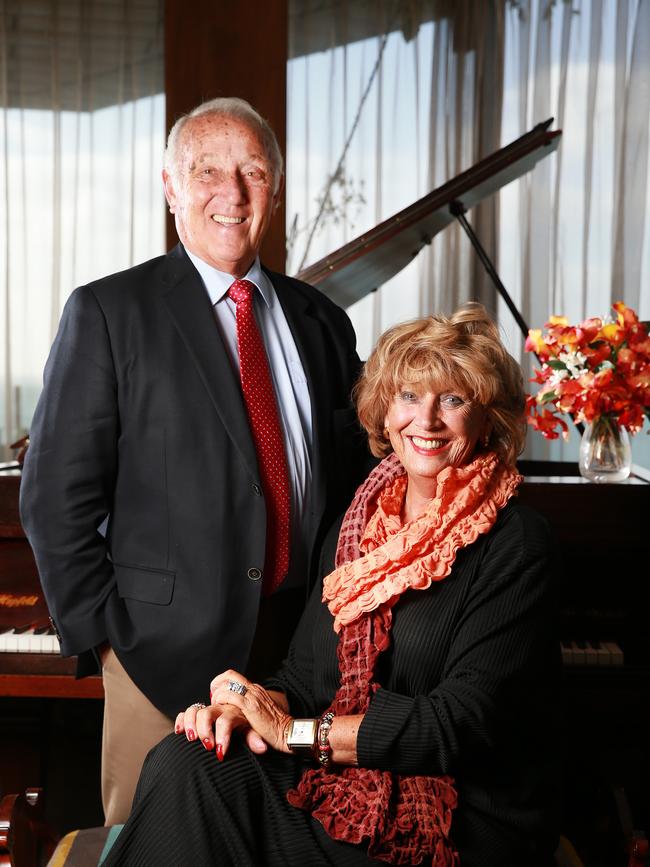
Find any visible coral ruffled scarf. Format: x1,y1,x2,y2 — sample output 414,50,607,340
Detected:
287,452,521,865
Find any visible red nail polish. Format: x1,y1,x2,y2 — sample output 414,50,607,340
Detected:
203,738,212,750
216,743,224,762
175,724,182,734
187,729,195,741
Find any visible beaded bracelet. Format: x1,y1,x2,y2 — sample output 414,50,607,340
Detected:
316,710,335,768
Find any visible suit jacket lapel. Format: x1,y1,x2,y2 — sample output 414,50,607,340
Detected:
161,246,259,479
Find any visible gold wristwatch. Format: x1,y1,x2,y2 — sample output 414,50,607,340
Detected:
286,718,318,756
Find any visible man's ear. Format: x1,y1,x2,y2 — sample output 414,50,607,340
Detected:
272,173,285,211
162,169,177,214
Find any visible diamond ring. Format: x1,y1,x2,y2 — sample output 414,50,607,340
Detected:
228,680,248,696
190,702,206,710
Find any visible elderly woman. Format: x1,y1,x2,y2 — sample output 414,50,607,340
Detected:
104,303,561,867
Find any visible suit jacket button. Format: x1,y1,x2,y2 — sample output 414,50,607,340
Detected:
247,567,262,582
252,484,262,496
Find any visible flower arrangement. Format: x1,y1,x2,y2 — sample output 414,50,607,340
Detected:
525,302,650,440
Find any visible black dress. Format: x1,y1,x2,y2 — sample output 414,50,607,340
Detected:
104,501,562,867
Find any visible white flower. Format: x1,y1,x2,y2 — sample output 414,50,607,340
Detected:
558,350,588,378
548,369,569,385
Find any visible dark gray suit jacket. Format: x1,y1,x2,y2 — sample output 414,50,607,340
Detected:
20,244,366,716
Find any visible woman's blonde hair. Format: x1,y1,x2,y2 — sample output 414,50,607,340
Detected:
354,302,526,467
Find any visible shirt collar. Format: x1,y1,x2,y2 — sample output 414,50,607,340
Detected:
184,248,273,309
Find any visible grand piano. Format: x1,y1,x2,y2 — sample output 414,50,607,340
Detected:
2,120,649,856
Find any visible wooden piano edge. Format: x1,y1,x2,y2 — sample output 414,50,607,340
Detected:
0,674,103,699
0,788,59,867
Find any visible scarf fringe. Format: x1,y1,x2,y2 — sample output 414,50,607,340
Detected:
288,768,459,866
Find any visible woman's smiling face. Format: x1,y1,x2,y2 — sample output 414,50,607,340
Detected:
384,384,488,484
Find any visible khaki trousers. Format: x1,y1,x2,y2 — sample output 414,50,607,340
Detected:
101,647,174,826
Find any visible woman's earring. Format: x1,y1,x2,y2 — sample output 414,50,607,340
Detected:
482,432,490,448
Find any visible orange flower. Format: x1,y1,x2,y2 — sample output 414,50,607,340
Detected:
582,342,612,366
526,403,570,440
613,301,638,327
525,329,546,355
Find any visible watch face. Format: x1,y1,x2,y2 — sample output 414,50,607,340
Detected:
293,720,315,739
289,719,317,748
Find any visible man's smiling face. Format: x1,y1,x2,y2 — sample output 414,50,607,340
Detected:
163,113,280,277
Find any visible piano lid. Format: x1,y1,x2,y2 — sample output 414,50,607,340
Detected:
296,118,561,308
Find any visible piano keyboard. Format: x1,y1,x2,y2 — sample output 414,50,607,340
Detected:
0,625,61,654
560,639,624,666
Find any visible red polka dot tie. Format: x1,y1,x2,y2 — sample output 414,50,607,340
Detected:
227,279,291,595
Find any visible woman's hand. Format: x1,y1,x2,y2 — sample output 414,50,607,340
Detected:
174,701,250,761
175,670,292,761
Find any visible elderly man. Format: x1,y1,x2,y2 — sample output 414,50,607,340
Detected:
20,97,366,824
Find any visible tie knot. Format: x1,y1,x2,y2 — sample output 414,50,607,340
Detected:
227,279,255,305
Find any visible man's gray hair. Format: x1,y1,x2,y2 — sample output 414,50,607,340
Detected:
164,97,283,193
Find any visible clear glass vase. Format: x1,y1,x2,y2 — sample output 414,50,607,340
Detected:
578,415,632,483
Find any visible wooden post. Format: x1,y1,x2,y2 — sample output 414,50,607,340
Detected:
164,0,288,272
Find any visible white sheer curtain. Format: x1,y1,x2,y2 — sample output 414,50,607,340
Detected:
0,0,165,457
287,0,650,464
499,0,650,463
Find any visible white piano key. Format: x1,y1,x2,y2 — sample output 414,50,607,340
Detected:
570,640,586,665
592,640,612,666
15,629,36,653
40,636,59,653
602,640,624,665
560,640,573,665
584,641,600,666
0,627,61,654
29,633,44,652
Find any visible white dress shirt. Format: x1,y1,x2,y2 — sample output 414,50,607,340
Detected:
185,249,312,590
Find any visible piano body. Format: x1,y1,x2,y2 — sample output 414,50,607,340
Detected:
2,120,649,850
0,463,104,835
517,461,650,863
